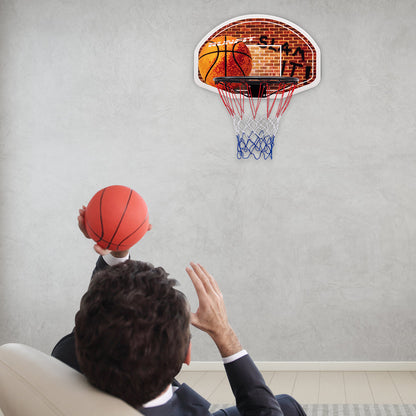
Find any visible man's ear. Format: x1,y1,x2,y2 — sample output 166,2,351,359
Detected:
184,342,191,366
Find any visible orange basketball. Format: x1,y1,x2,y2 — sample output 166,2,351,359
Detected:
84,185,149,251
198,36,252,87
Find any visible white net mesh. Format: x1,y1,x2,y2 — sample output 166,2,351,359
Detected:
232,114,281,160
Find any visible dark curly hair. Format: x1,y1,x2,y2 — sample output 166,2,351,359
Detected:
74,260,190,407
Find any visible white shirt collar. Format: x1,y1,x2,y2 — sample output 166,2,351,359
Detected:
102,253,130,266
142,385,175,408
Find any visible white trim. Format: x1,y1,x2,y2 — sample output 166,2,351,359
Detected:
194,14,321,96
183,361,416,372
222,349,248,364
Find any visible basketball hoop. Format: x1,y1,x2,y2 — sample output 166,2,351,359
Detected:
214,77,298,160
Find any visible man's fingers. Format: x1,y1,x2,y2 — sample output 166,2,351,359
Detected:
187,262,223,311
94,244,110,256
198,263,221,295
78,206,91,239
186,266,207,298
190,262,217,295
78,217,90,238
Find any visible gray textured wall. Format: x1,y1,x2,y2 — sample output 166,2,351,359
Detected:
0,0,415,361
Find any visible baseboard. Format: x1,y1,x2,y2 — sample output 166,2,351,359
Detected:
184,361,416,371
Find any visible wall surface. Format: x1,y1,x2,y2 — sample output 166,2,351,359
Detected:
0,0,415,361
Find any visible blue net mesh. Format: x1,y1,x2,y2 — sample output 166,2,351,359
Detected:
233,114,281,160
236,131,275,160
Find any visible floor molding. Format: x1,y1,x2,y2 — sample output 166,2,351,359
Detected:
184,361,416,371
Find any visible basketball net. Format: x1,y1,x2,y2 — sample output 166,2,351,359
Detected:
216,82,296,160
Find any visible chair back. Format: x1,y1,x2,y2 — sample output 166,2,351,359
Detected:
0,343,142,416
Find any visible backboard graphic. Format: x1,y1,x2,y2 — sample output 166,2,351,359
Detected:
194,15,321,96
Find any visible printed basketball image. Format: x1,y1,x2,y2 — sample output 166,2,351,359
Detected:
198,36,252,87
84,185,149,251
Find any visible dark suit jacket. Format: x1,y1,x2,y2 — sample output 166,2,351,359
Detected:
138,354,283,416
52,257,283,416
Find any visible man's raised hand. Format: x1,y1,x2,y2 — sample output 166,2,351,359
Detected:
186,263,242,357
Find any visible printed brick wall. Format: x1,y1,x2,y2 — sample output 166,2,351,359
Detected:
197,18,318,89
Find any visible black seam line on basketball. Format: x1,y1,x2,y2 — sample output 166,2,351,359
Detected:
199,40,252,60
87,227,109,242
97,188,106,244
224,36,227,77
232,42,247,76
84,219,95,239
204,43,220,83
84,226,120,245
106,189,133,250
89,214,148,249
199,50,252,60
115,213,149,250
198,51,252,60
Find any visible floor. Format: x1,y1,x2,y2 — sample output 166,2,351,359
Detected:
1,371,414,416
176,370,416,405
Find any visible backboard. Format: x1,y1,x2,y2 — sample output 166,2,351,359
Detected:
194,14,321,96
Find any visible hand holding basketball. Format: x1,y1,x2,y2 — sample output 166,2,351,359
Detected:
77,206,114,256
78,206,90,239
